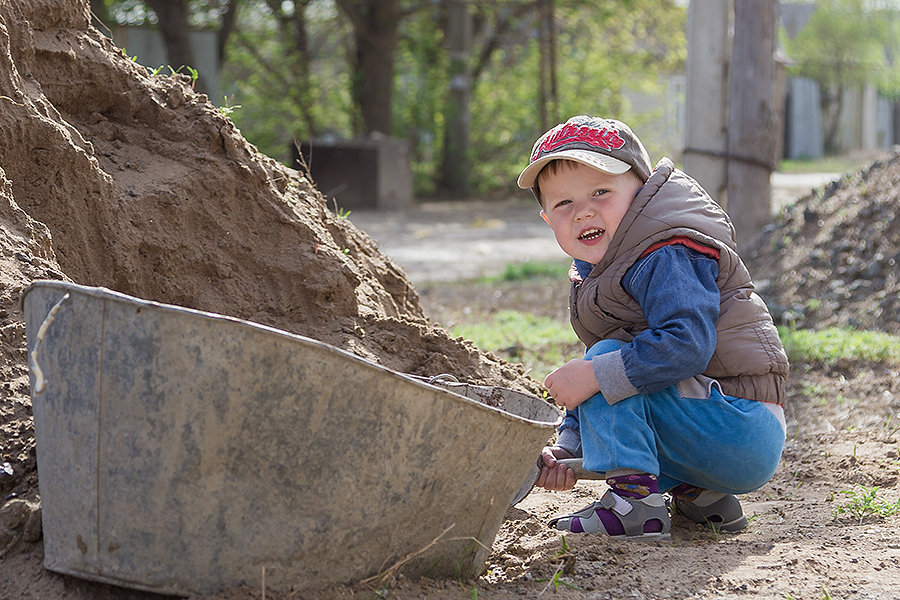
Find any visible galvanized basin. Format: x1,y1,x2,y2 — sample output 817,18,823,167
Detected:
24,281,560,595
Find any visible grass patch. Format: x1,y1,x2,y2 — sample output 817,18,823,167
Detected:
451,309,575,349
477,260,571,284
778,154,873,175
779,327,900,366
438,267,900,380
448,309,580,378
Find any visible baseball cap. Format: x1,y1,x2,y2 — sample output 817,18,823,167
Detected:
517,115,652,192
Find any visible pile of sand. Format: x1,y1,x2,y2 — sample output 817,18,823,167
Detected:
0,0,535,520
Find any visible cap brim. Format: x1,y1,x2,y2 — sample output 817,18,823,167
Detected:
517,149,632,189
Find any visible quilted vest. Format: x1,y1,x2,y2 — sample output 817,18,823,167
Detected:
569,158,788,405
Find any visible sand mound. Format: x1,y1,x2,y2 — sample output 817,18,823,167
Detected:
0,0,536,507
745,149,900,334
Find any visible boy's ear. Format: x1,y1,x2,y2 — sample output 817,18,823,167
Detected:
540,210,550,225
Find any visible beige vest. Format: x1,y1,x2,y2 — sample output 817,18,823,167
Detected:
570,159,788,405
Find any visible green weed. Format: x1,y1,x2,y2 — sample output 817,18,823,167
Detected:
884,415,899,440
181,65,199,88
146,63,201,90
538,567,581,591
163,64,199,89
800,381,825,397
556,535,571,556
219,95,242,117
832,485,900,524
535,535,580,590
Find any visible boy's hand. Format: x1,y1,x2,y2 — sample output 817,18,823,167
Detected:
544,358,601,411
535,446,577,491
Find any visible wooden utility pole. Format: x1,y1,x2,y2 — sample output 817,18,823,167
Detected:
683,0,731,207
684,0,777,248
727,0,778,248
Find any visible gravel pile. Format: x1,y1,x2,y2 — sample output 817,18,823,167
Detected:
746,149,900,334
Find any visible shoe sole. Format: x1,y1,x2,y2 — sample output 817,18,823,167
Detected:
706,514,749,532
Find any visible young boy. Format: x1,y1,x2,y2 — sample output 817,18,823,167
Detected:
517,115,788,539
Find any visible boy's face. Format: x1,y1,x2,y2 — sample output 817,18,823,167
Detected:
538,161,642,264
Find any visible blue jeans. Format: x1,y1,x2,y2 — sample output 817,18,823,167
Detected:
577,340,785,494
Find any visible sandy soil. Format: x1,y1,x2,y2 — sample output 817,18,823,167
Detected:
1,1,899,599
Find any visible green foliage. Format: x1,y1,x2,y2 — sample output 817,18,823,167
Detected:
876,5,900,100
778,327,900,366
780,0,900,151
100,0,227,28
221,1,354,164
782,0,887,89
102,1,687,193
392,2,450,195
468,0,686,194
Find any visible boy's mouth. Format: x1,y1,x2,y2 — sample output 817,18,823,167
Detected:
578,227,604,241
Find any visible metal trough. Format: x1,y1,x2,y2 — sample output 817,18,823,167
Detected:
24,281,560,596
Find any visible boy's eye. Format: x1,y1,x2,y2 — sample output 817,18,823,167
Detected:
593,188,609,197
553,199,572,209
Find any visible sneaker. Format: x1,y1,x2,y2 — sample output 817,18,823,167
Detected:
672,490,748,532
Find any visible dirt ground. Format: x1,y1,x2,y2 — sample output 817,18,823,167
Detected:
2,1,900,598
3,292,900,600
409,284,900,600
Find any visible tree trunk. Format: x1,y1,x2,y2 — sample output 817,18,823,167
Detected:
217,0,238,65
338,0,400,136
683,0,731,206
821,84,844,154
726,0,777,248
439,0,472,197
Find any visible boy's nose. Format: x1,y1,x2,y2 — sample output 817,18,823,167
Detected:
574,202,595,220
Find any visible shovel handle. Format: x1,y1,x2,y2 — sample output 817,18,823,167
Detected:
553,458,605,480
